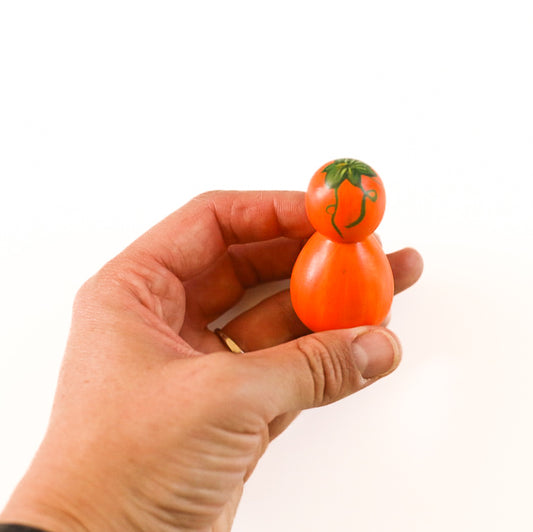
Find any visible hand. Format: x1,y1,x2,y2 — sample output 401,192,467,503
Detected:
1,191,423,532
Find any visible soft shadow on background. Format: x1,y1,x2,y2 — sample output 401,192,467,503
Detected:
1,2,532,531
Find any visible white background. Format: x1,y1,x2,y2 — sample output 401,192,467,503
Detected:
1,1,532,530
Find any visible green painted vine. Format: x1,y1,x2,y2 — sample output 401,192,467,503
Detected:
323,159,378,239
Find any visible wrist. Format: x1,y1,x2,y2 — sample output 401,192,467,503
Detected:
1,471,92,532
1,438,127,532
0,526,50,532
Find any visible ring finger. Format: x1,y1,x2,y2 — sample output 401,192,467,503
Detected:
213,289,307,441
216,289,309,352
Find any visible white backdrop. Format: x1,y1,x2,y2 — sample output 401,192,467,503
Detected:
1,1,532,530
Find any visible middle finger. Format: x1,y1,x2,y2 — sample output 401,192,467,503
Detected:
184,237,306,324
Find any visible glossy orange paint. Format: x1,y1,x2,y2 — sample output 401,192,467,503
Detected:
305,160,386,244
290,159,393,331
290,232,393,331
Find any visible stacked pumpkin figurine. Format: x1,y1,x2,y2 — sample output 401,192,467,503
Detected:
290,158,394,332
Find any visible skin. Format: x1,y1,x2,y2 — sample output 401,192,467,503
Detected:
0,191,423,532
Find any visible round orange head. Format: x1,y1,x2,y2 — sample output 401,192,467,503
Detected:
305,159,386,243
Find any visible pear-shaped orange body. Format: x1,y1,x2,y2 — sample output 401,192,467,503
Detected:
290,232,394,332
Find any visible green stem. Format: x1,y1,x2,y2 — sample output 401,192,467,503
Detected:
329,187,343,239
345,189,377,228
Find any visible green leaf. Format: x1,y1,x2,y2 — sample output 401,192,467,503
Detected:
324,166,346,189
323,159,377,188
346,170,362,188
353,160,377,177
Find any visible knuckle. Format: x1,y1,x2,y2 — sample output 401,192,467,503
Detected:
294,334,349,406
191,190,225,205
73,273,102,308
72,263,125,313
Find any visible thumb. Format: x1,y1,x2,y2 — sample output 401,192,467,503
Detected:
246,326,402,415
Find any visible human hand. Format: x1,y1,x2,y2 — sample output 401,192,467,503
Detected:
0,191,423,532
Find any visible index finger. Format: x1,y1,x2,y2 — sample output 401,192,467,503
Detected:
127,190,313,281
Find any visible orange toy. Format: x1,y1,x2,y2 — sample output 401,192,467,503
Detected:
290,159,394,332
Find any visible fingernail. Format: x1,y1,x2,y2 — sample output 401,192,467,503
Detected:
352,329,401,379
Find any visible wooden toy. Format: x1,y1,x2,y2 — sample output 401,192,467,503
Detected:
290,159,394,331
